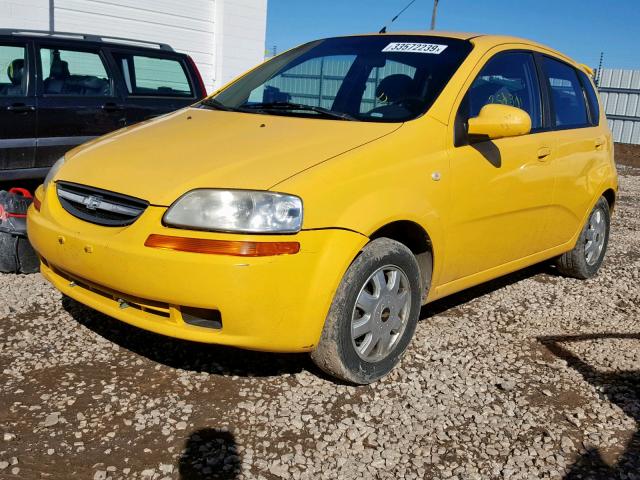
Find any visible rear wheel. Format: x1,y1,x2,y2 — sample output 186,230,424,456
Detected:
556,196,610,279
310,238,423,384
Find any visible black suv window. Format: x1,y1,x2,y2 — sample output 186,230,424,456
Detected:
0,44,27,96
40,47,112,96
464,51,542,130
542,56,589,128
578,70,600,126
114,53,193,97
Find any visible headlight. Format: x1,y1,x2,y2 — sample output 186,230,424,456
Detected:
164,190,303,234
43,156,65,191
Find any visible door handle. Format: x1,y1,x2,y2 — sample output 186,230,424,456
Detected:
6,103,35,113
102,102,124,112
537,147,552,160
595,138,605,150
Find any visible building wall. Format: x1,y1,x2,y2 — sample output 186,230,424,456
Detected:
214,0,267,89
598,68,640,145
0,0,267,92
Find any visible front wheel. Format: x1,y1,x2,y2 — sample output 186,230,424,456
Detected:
556,196,611,279
310,238,423,384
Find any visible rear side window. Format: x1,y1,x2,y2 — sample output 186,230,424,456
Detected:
39,47,112,96
542,57,589,128
0,44,27,96
114,53,193,97
464,51,543,130
578,70,600,126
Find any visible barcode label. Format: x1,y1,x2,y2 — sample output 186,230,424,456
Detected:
382,42,448,54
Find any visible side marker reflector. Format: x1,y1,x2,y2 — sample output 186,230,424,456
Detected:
144,234,300,257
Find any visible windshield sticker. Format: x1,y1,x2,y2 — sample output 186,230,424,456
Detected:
382,42,448,54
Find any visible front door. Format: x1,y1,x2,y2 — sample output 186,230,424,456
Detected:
443,50,556,283
0,40,37,175
35,43,126,168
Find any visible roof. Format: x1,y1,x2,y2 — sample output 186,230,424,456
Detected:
0,29,174,52
345,31,581,69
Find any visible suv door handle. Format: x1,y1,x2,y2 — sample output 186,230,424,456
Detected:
102,102,125,112
6,103,35,113
595,137,605,150
537,147,552,160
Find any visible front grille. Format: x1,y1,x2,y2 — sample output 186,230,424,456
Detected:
56,181,148,227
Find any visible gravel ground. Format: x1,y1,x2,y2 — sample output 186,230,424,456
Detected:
1,166,639,480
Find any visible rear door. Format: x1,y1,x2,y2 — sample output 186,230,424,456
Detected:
35,41,126,168
110,50,201,125
540,56,608,247
0,39,37,176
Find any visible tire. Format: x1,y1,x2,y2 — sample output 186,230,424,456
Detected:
0,232,18,273
310,238,423,384
556,196,610,279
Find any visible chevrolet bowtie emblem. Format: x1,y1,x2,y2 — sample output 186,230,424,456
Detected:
83,195,102,210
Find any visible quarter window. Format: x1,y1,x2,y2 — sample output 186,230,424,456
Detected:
464,51,543,130
542,57,589,128
578,70,600,126
0,45,27,96
40,47,112,96
114,54,193,97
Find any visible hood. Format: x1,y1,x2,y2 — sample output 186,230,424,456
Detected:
59,108,401,206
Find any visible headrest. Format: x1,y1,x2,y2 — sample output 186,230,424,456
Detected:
50,55,70,79
376,74,414,103
7,59,24,85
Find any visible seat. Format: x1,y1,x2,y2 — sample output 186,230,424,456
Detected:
5,59,26,96
44,52,71,94
368,74,415,118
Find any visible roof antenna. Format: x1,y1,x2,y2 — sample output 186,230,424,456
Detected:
379,0,418,33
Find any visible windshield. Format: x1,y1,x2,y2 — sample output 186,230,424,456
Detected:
209,35,473,123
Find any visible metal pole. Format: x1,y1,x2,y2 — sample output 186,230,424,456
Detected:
431,0,439,30
49,0,55,32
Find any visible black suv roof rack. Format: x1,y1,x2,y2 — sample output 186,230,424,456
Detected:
0,29,174,51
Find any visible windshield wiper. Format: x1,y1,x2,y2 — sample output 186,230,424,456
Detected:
242,101,356,121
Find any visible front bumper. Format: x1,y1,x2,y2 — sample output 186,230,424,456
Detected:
28,185,367,352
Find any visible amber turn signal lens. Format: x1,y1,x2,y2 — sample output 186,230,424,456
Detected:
144,234,300,257
33,196,42,212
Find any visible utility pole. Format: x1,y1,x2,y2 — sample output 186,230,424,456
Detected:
431,0,439,30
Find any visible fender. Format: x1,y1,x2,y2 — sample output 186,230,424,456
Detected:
273,119,451,287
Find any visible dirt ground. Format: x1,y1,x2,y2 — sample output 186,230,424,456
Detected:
1,164,639,480
615,143,640,168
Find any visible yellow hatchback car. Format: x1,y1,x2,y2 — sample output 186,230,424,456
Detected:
28,32,617,384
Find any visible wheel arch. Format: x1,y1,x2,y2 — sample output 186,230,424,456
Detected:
602,188,616,213
369,220,434,299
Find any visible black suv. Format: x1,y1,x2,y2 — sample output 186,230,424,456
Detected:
0,29,207,181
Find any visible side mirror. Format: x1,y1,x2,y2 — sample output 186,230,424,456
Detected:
467,104,531,141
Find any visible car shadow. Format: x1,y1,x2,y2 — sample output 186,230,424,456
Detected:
179,428,240,479
422,261,558,319
62,296,310,378
538,333,640,479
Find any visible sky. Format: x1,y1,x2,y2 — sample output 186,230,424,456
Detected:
266,0,640,69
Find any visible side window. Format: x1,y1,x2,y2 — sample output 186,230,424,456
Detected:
0,44,27,97
542,57,589,128
464,51,542,130
40,47,112,96
578,70,600,126
114,54,193,97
